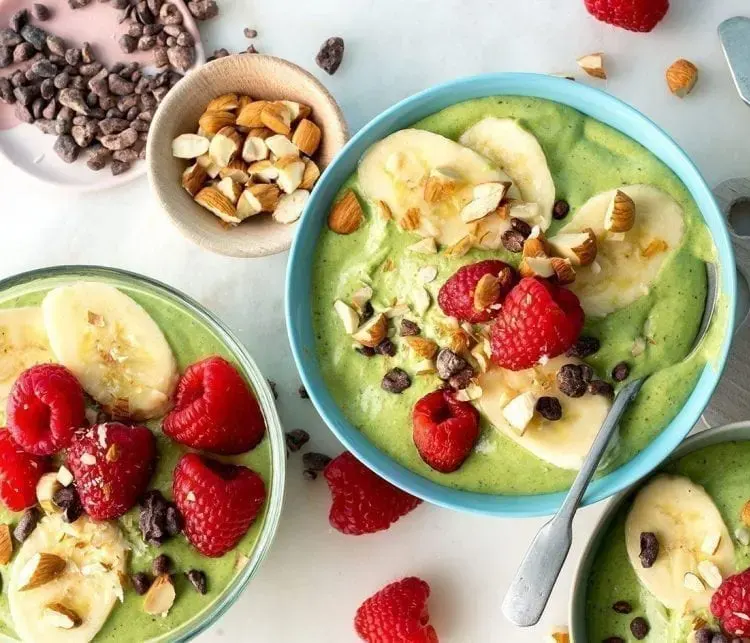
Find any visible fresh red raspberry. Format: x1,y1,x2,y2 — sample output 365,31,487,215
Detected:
173,453,265,558
354,577,439,643
437,260,516,323
7,364,86,456
163,356,265,455
66,422,156,520
412,389,480,473
584,0,669,32
323,452,421,536
490,277,584,371
711,568,750,638
0,431,48,511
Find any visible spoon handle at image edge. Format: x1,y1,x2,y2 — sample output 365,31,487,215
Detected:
501,378,644,627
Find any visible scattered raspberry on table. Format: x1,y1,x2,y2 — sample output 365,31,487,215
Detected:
584,0,669,32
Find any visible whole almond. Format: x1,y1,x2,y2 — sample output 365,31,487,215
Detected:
666,59,698,98
328,189,363,234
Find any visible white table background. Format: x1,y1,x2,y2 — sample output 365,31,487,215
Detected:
3,0,750,640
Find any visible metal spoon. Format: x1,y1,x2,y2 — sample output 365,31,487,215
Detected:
719,16,750,107
501,262,718,627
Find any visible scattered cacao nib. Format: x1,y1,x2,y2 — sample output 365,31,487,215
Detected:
187,0,219,20
244,28,258,38
53,134,80,163
588,380,614,398
298,385,309,399
111,159,132,175
152,553,172,575
119,34,137,54
382,367,411,394
355,345,376,357
0,46,11,69
449,367,474,391
186,569,207,594
501,229,525,253
0,29,23,48
81,41,95,64
639,531,659,568
566,336,600,358
69,0,93,9
316,37,345,75
630,616,649,640
510,217,532,238
13,507,40,543
302,452,331,473
360,300,374,322
536,396,562,421
9,9,28,33
131,572,152,595
14,102,33,124
552,199,570,220
139,490,182,545
13,42,36,63
375,338,396,357
579,363,594,383
612,361,630,382
207,47,230,61
436,348,467,380
399,319,420,336
245,44,258,54
602,638,625,643
556,364,587,398
285,429,310,453
20,24,47,51
53,485,84,523
87,146,111,171
54,71,72,90
0,78,13,103
32,3,51,21
695,630,723,643
46,34,66,56
167,45,194,72
159,2,183,25
611,600,632,614
302,469,317,481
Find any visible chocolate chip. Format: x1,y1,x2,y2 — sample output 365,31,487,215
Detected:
588,380,614,398
400,319,420,336
285,429,310,453
695,629,714,643
53,486,83,523
32,4,51,21
20,24,47,51
381,367,411,394
0,29,23,48
611,600,632,614
639,531,659,568
186,569,207,594
510,217,532,238
302,469,317,481
9,9,28,33
165,504,182,536
152,554,172,575
566,336,600,358
298,385,309,399
630,616,649,640
375,338,396,357
316,36,344,75
556,364,587,398
449,367,474,391
139,490,182,545
302,452,331,472
501,229,525,253
436,348,467,380
612,361,630,382
54,134,80,162
187,0,218,21
13,508,40,543
131,572,152,595
552,199,570,220
536,396,562,421
355,345,376,357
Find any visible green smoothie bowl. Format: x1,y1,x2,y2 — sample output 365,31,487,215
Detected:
286,73,736,517
571,422,750,642
0,266,284,642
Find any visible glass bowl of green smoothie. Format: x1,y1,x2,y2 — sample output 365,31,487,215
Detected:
0,265,285,642
286,73,736,517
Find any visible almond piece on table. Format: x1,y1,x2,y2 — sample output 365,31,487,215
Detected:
242,136,269,163
208,126,243,169
273,189,309,224
43,603,82,629
247,160,279,183
195,186,240,224
206,93,240,112
300,158,321,190
216,177,243,204
666,59,698,97
276,155,305,194
334,300,360,334
18,552,67,591
292,118,322,156
172,133,210,159
144,574,176,616
236,100,269,128
266,134,299,159
0,524,12,565
198,110,237,136
604,189,635,232
260,102,292,136
219,158,250,183
549,229,598,266
577,52,606,79
352,313,387,347
182,163,208,196
328,189,363,234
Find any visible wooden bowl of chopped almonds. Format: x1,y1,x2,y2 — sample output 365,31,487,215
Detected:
147,53,348,258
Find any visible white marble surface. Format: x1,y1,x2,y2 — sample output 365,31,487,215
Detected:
2,0,750,640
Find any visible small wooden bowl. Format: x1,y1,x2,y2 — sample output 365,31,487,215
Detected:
147,54,348,258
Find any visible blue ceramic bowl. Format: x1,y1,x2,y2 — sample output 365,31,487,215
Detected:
285,73,736,517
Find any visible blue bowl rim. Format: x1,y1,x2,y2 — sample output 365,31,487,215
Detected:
285,72,737,518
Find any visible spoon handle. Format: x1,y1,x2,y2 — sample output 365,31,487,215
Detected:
501,378,644,627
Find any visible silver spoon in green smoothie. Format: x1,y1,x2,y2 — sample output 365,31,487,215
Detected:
502,262,718,627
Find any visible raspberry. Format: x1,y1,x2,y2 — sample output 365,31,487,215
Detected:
437,260,516,323
412,389,480,473
0,431,48,511
490,277,584,371
7,364,86,456
584,0,669,32
66,422,156,520
323,452,421,536
354,577,438,643
173,453,265,558
711,568,750,638
163,356,265,455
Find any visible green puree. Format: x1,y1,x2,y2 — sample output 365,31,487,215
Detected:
0,283,273,642
311,96,715,495
585,441,750,642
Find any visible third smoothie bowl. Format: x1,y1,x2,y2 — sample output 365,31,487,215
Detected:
286,74,735,516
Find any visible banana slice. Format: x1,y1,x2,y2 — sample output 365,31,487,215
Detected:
556,185,685,317
459,117,556,230
625,474,734,612
358,128,520,246
0,307,55,419
9,512,127,642
477,355,611,470
42,282,178,420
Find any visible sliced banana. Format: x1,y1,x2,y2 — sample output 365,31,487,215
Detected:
0,307,55,419
557,185,685,317
477,355,611,470
459,117,555,230
625,474,734,612
42,282,178,420
358,128,519,246
9,512,127,642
